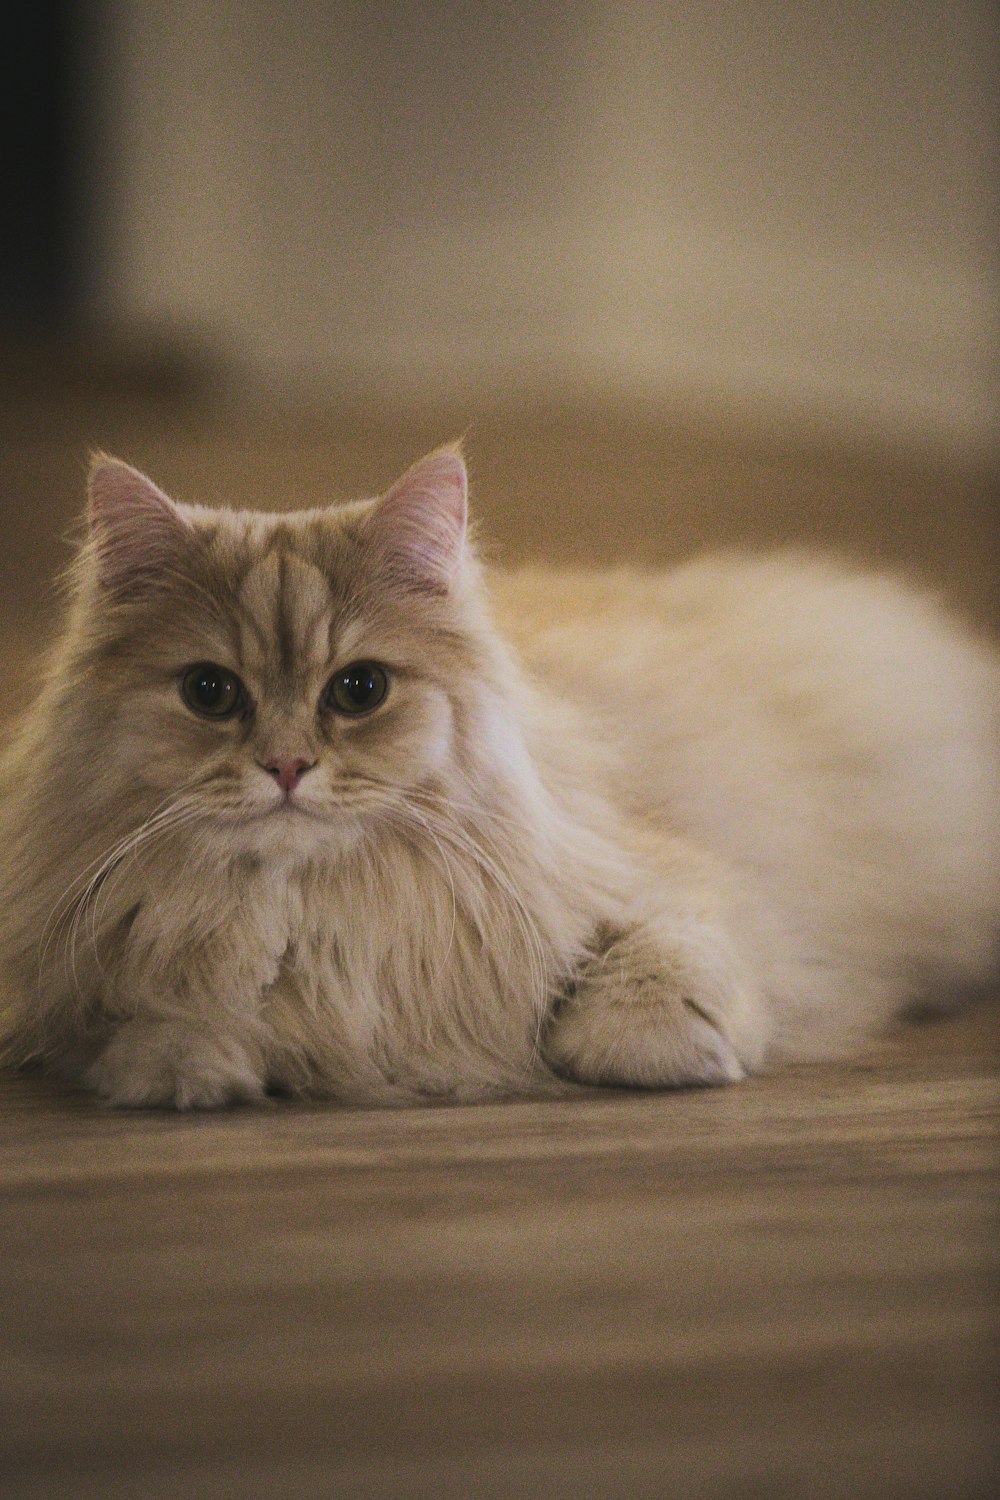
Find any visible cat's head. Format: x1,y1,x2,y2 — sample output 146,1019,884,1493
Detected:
70,447,495,861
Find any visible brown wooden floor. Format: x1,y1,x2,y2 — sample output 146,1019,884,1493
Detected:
1,1010,997,1499
1,361,998,1497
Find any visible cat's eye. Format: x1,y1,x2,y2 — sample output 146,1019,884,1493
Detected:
324,661,389,717
180,663,246,720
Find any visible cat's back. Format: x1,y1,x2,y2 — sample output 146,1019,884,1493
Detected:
493,549,1000,881
493,550,1000,733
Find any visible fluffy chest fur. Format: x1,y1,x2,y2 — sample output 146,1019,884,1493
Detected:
242,840,566,1102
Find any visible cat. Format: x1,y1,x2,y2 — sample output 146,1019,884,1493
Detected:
0,446,997,1109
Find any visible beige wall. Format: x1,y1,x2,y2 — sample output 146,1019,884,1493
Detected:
88,1,996,450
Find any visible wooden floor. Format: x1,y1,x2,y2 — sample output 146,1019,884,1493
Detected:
1,1011,997,1499
1,361,998,1497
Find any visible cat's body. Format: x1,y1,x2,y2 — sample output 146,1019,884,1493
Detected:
0,450,997,1107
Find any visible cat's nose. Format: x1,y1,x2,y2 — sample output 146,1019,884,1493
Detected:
262,757,315,795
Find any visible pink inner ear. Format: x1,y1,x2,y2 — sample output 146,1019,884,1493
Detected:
372,449,468,592
87,458,191,597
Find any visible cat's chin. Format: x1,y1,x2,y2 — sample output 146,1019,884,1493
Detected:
224,804,363,864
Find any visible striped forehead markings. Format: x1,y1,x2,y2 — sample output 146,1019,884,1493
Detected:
237,542,335,675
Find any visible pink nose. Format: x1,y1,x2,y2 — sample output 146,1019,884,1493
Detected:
263,757,314,795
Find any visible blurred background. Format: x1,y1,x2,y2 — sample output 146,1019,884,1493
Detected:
1,0,997,697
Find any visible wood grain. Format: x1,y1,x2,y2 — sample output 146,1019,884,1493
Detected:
1,1010,997,1499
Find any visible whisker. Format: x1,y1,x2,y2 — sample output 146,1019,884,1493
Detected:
37,771,209,967
39,786,212,997
384,803,459,987
370,780,551,1081
83,800,209,970
64,798,209,996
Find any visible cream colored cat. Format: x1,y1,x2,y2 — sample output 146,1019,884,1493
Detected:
0,448,997,1108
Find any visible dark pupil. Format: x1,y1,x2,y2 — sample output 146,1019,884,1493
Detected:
328,661,387,716
341,668,378,707
191,669,236,713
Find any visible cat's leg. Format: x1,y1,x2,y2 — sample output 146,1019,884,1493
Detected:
82,902,273,1109
546,841,770,1088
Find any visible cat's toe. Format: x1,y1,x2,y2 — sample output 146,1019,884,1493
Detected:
86,1019,263,1110
546,915,771,1090
546,990,747,1089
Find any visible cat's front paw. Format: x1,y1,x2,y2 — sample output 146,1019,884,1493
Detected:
546,922,767,1089
86,1018,264,1110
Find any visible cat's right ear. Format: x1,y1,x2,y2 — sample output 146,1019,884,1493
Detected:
363,447,468,595
86,456,192,599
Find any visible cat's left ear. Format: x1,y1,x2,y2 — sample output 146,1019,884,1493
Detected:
87,455,193,599
365,446,468,594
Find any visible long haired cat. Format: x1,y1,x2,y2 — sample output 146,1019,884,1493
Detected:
0,448,997,1108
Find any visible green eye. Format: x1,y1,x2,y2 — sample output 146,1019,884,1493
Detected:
325,661,389,716
180,663,245,719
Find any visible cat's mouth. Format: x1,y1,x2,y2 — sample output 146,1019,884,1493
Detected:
262,801,322,819
228,800,326,826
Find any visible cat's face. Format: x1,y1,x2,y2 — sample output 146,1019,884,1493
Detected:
77,449,480,861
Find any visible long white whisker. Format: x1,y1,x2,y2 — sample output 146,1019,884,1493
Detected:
83,800,209,969
439,819,550,1075
64,799,208,996
43,790,211,997
379,783,550,1081
38,772,209,970
391,803,459,986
